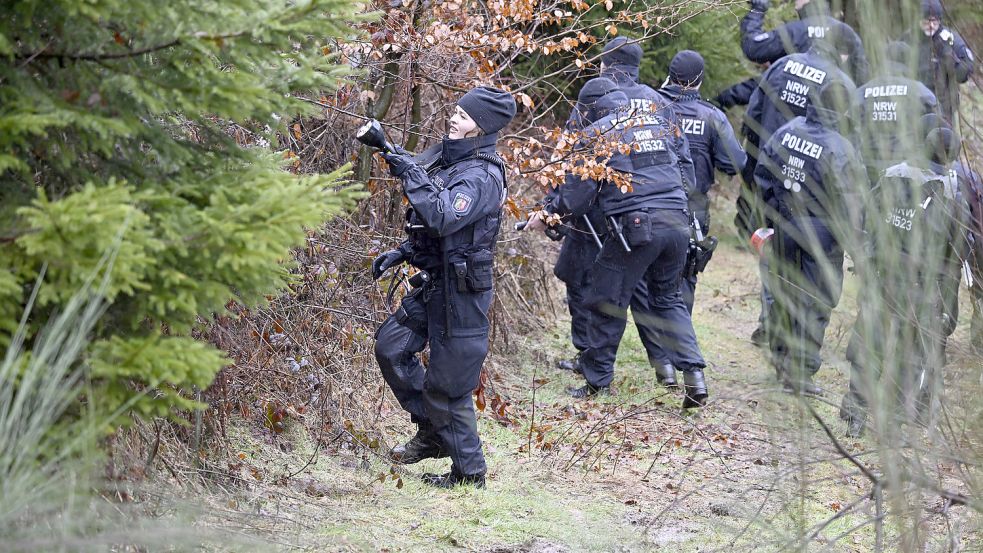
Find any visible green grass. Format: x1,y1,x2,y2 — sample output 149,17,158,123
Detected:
216,184,983,551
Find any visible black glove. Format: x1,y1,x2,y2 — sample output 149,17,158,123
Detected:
749,0,769,11
372,249,407,280
382,152,413,177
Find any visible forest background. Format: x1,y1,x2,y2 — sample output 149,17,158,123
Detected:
2,0,983,551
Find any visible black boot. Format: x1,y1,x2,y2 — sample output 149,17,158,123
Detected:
655,363,678,389
557,353,584,374
681,370,709,408
750,326,768,347
422,469,486,489
781,375,823,397
567,383,609,398
389,424,447,465
839,393,867,437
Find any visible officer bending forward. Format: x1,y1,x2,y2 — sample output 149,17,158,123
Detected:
527,84,709,406
372,87,516,489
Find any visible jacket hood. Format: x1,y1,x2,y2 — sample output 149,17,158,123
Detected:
806,103,846,129
587,90,630,124
600,64,640,86
797,0,829,19
441,133,499,165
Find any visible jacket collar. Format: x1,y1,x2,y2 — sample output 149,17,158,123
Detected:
659,84,700,102
440,133,498,166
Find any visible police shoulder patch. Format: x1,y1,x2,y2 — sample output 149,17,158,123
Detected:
452,192,473,215
753,32,771,42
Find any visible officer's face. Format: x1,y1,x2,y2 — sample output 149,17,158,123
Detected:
794,0,810,10
920,17,940,37
449,106,480,139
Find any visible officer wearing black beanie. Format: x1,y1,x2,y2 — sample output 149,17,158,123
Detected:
553,78,652,376
529,76,711,406
371,86,515,489
457,86,518,134
543,39,701,400
651,50,745,388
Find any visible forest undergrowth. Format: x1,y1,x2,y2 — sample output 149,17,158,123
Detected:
123,187,982,552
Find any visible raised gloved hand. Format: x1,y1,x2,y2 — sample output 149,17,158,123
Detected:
382,152,414,177
372,249,408,280
749,0,769,11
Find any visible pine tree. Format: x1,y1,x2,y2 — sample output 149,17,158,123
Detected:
0,0,365,425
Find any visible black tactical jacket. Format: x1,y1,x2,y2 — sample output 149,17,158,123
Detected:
394,134,506,273
740,1,868,83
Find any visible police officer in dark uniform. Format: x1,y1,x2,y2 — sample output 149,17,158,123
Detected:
755,81,865,395
372,86,516,488
744,38,856,348
551,78,618,373
840,122,970,436
955,160,983,350
650,50,746,387
741,0,868,83
905,0,975,123
549,38,697,379
527,85,709,406
746,40,856,148
597,37,667,116
854,41,938,182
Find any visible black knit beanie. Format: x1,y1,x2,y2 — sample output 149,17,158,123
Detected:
668,50,705,87
457,86,517,134
601,37,643,68
922,0,943,18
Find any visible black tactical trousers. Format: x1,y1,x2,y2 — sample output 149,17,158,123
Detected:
647,217,709,366
767,217,844,380
845,290,946,421
554,235,671,366
971,282,983,348
374,277,491,476
578,209,706,388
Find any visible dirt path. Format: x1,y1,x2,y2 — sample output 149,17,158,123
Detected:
221,228,980,552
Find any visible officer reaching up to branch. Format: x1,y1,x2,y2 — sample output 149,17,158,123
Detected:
371,86,515,489
741,0,868,83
